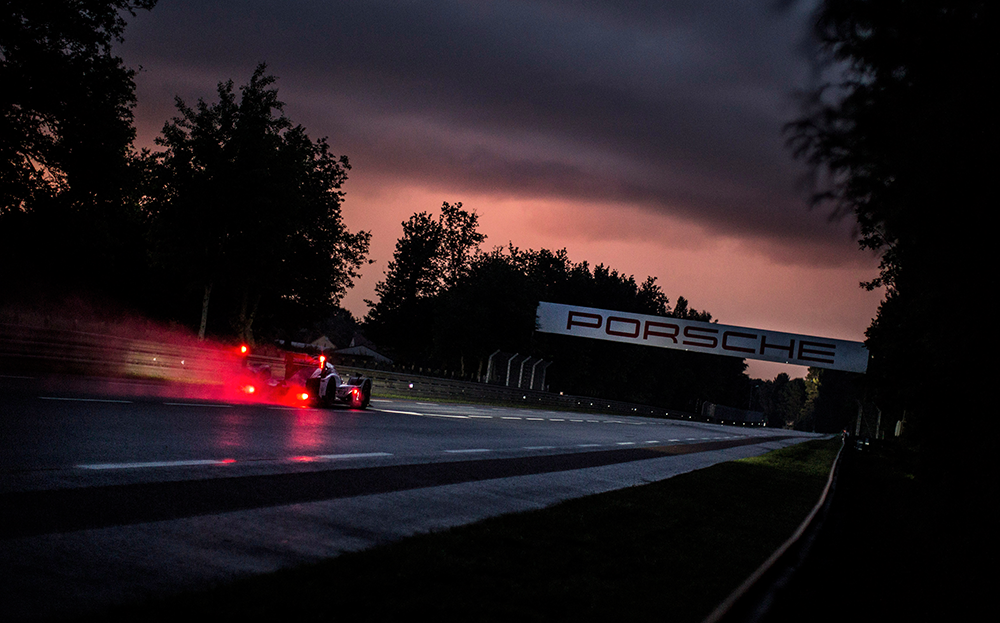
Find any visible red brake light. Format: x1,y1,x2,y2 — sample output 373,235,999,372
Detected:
299,392,310,401
240,344,249,354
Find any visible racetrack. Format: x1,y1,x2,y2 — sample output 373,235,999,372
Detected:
0,376,820,621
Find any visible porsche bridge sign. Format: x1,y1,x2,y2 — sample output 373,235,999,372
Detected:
535,302,869,373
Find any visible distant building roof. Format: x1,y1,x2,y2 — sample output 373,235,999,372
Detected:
335,344,393,364
310,335,337,351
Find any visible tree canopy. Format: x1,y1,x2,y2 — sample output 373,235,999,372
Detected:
1,6,371,345
787,1,993,459
365,223,749,411
1,0,157,211
1,0,158,297
149,65,371,342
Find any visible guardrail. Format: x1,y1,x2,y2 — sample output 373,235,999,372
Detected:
0,321,239,384
702,437,846,623
338,364,679,417
0,321,696,419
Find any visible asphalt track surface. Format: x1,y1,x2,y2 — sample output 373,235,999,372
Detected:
0,376,820,621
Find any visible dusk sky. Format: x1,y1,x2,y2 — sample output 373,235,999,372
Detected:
116,0,884,379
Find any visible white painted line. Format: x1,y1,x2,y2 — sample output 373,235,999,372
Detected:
501,416,522,420
416,402,439,406
524,446,556,450
617,442,636,446
467,415,493,419
313,452,393,460
646,440,660,444
41,397,132,404
445,449,491,454
78,459,235,470
570,419,584,422
164,402,233,408
526,417,544,421
375,409,423,415
550,418,565,421
423,413,469,419
371,399,392,403
577,443,601,448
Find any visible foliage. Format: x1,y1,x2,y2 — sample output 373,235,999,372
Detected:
0,0,157,298
1,0,157,211
149,65,370,342
787,0,993,457
364,202,485,359
366,231,748,410
758,372,808,428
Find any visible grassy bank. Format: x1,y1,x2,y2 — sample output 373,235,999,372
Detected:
103,438,840,623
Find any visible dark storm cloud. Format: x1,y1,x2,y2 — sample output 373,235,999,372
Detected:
122,0,841,250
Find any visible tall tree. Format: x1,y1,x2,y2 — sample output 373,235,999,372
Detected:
364,201,484,360
0,0,157,298
1,0,156,210
438,201,486,287
787,0,993,455
151,65,370,341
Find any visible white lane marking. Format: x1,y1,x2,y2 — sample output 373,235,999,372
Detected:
617,442,636,446
78,459,234,470
524,445,556,450
375,409,423,415
312,452,393,460
467,415,493,419
445,448,491,454
577,443,601,448
164,402,233,408
371,399,392,402
501,416,522,420
646,440,661,444
416,402,439,406
526,417,544,421
41,397,132,404
422,413,469,419
1,374,34,379
550,418,565,421
570,419,584,422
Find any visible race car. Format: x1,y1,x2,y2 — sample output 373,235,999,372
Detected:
240,349,372,409
299,355,373,409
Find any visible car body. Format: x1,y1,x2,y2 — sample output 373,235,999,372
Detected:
301,359,373,409
240,351,372,409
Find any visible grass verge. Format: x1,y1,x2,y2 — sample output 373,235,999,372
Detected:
101,438,840,623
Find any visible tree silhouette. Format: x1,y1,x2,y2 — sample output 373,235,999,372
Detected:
787,0,993,455
365,202,484,360
151,65,370,342
1,0,157,298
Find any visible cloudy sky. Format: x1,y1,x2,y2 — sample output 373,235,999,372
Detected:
117,0,883,379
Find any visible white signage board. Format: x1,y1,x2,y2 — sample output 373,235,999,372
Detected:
535,302,869,373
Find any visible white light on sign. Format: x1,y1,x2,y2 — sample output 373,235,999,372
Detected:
535,302,868,373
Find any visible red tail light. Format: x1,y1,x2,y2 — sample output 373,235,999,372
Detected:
240,344,249,354
299,392,310,401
